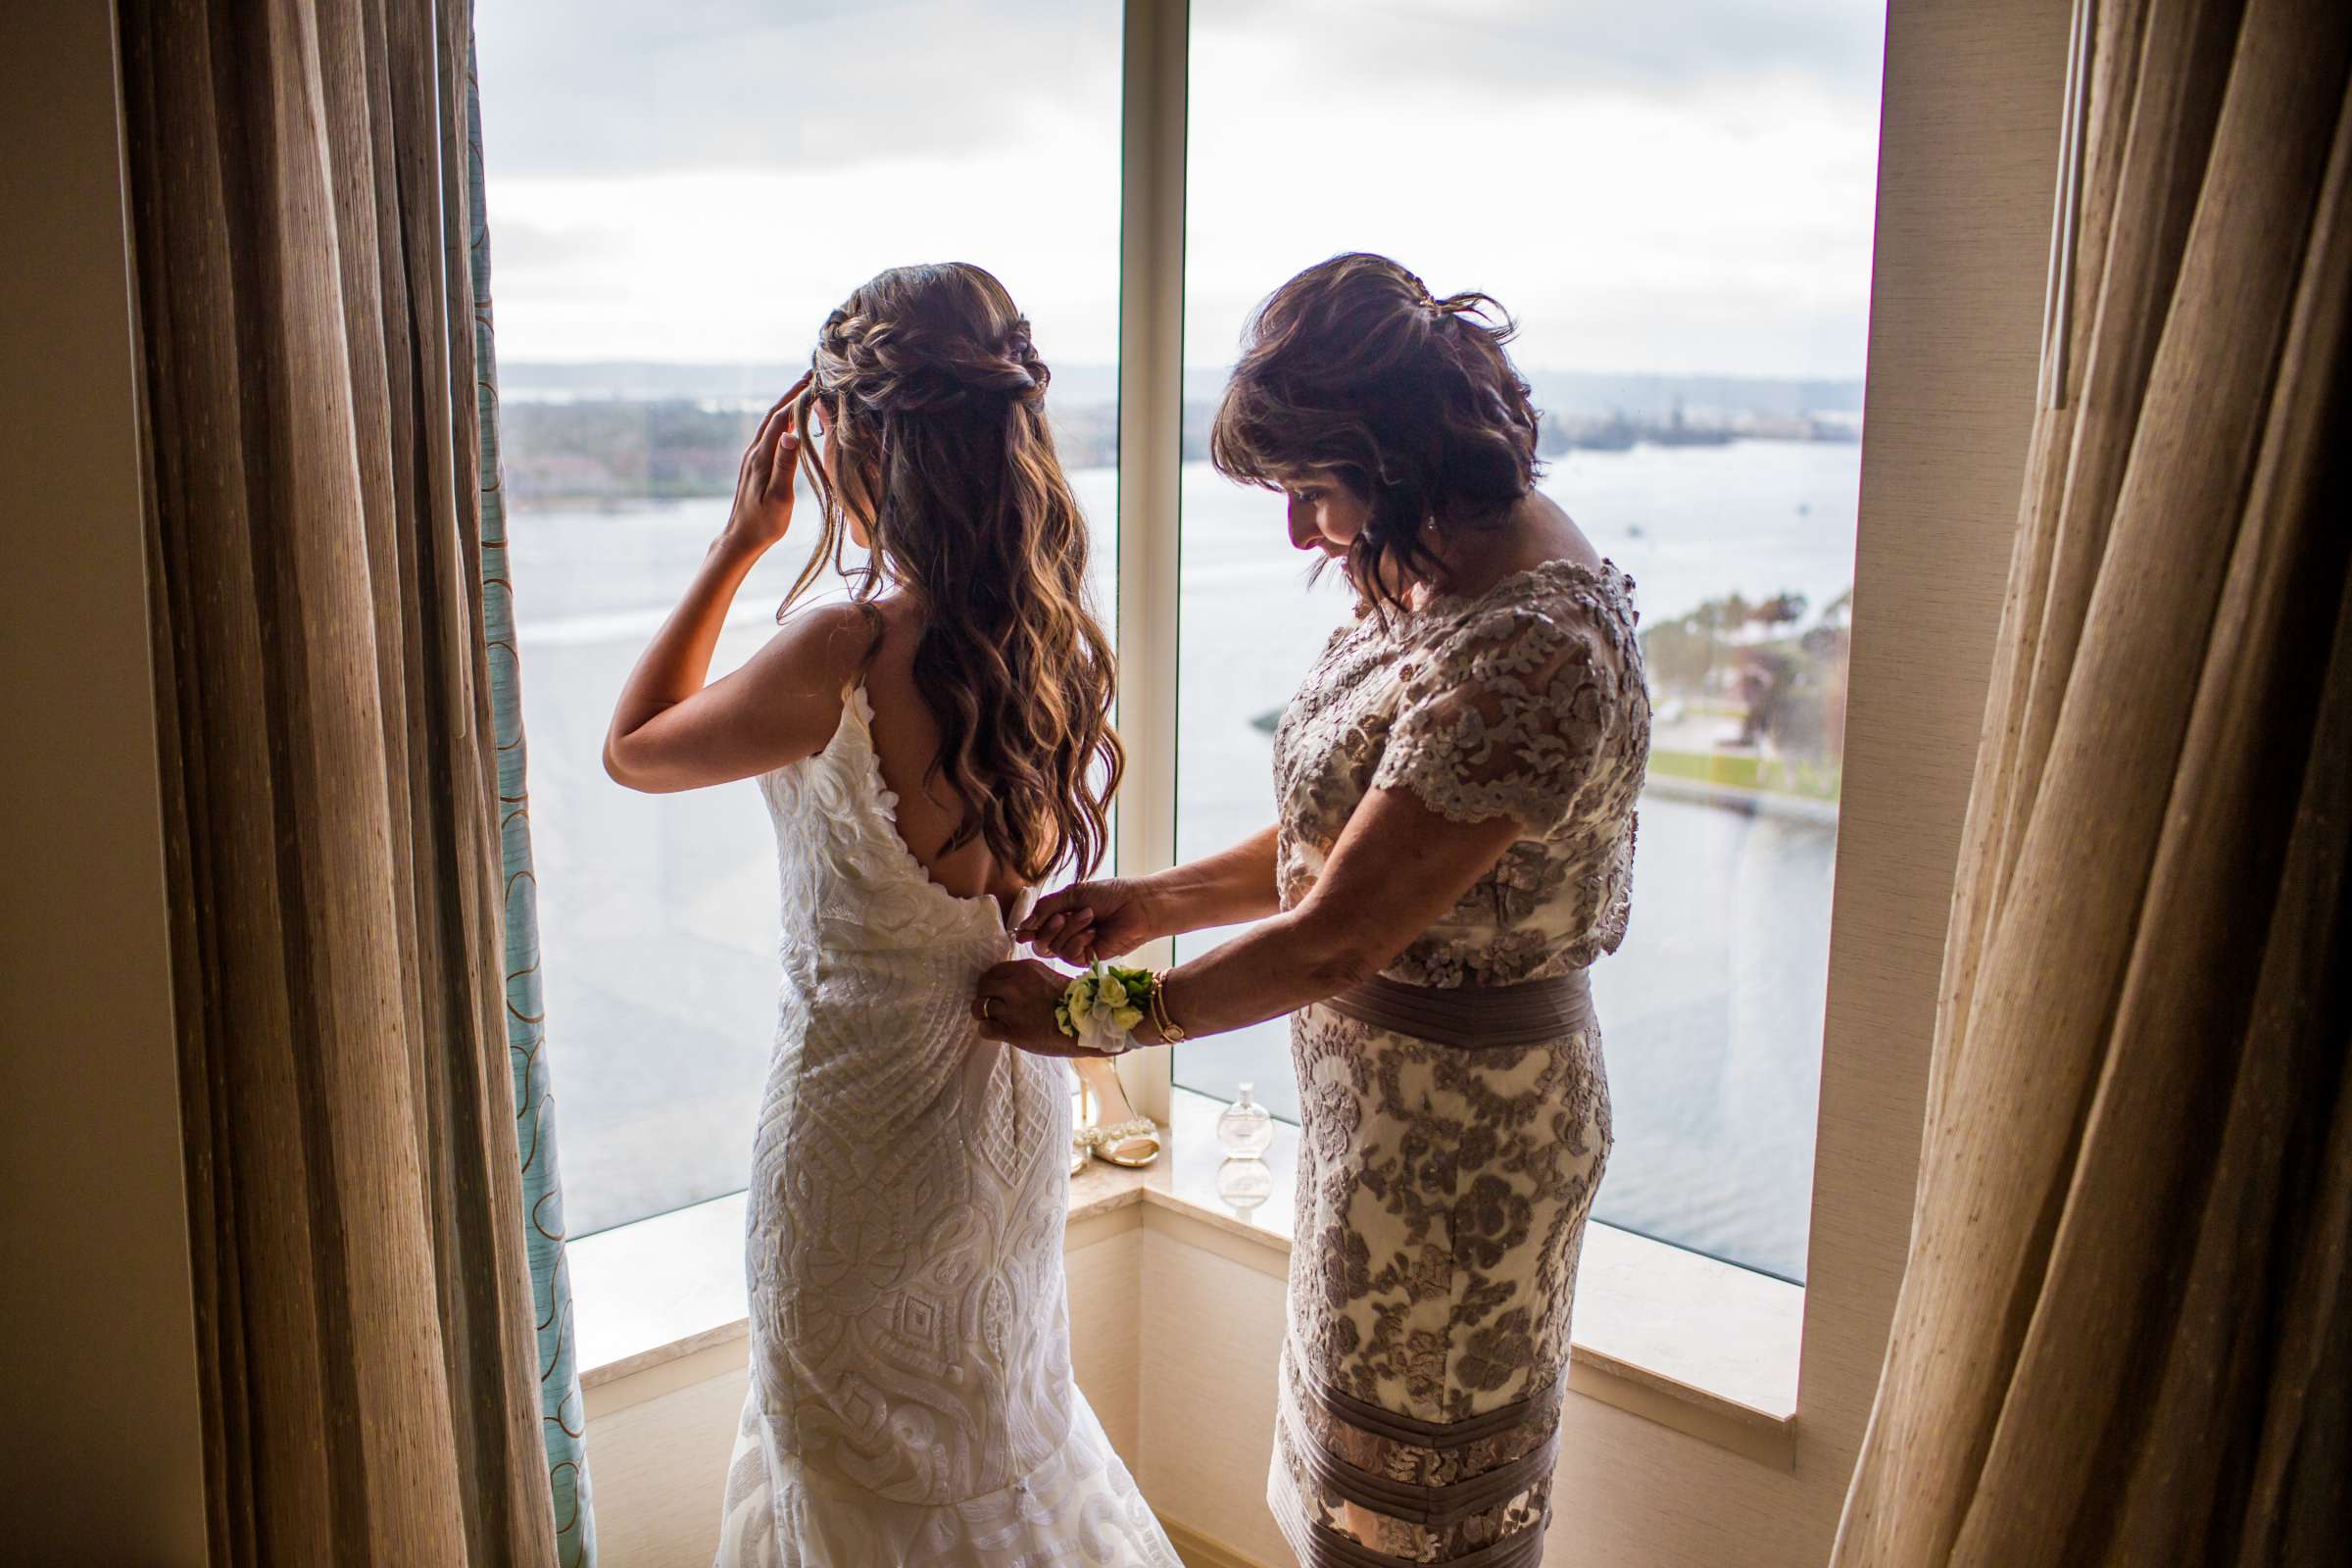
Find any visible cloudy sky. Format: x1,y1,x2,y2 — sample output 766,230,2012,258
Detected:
475,0,1886,379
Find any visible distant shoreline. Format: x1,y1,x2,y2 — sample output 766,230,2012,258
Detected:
497,402,1858,510
496,359,1868,416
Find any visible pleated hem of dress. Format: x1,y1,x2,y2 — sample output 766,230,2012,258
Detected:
1268,1437,1549,1568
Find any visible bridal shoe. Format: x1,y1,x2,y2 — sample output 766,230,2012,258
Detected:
1072,1059,1162,1168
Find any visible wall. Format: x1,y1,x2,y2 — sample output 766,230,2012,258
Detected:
1794,0,2071,1547
1138,1210,1816,1566
0,1,208,1560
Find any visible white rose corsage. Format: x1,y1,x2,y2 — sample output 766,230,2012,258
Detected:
1054,961,1155,1055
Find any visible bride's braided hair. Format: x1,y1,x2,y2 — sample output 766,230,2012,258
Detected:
816,302,1051,416
783,263,1120,882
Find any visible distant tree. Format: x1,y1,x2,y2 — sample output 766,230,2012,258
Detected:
1642,617,1713,691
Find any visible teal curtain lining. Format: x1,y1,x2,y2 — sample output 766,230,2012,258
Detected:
467,39,598,1567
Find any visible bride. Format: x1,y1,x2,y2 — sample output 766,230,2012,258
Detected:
604,263,1178,1567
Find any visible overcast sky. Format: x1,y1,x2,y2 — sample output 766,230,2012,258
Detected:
476,0,1886,379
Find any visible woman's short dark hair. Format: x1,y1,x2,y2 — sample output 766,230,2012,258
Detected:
1209,253,1542,612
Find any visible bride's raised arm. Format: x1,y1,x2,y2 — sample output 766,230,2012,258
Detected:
603,375,880,795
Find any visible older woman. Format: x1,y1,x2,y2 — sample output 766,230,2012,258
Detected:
977,252,1649,1566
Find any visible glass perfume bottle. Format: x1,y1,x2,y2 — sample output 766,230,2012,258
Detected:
1216,1082,1275,1159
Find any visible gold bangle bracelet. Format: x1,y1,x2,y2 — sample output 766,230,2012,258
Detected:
1150,969,1189,1044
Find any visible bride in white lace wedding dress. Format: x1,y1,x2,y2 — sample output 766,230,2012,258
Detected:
603,263,1176,1566
710,683,1172,1565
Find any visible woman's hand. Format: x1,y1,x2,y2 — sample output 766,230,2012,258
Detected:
1014,878,1162,963
720,373,811,554
973,958,1122,1058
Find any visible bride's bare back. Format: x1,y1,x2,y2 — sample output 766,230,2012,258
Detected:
855,595,1029,916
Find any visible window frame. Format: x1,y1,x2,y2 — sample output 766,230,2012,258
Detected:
1108,0,1188,1129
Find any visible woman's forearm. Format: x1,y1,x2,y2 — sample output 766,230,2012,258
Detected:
1140,824,1282,936
605,533,764,772
1152,899,1376,1040
608,388,804,781
1143,788,1528,1044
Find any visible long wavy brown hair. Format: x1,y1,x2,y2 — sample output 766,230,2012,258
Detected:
781,263,1121,882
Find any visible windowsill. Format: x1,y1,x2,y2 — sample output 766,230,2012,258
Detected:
571,1088,1800,1466
569,1190,753,1385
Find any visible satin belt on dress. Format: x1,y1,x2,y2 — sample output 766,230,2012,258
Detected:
1321,967,1594,1049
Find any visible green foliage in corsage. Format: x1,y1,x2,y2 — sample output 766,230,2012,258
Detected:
1054,961,1155,1047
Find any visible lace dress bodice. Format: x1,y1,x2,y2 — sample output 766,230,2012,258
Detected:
1272,558,1650,988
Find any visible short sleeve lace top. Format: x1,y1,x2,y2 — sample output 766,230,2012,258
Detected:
1270,558,1650,988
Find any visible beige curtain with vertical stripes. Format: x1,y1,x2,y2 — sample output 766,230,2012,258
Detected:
119,0,559,1560
1833,0,2351,1560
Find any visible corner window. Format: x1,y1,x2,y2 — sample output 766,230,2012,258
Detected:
484,0,1886,1290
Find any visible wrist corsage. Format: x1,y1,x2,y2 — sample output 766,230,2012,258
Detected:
1054,962,1156,1054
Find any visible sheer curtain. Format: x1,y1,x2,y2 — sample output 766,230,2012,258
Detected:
121,0,587,1559
469,41,597,1568
1834,0,2351,1559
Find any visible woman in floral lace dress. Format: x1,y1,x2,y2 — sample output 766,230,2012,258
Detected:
978,254,1650,1565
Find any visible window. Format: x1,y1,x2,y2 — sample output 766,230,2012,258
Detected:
1172,0,1886,1283
486,0,1884,1287
476,2,1124,1238
473,0,2078,1546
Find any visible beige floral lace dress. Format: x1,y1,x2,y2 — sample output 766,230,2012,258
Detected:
1266,558,1649,1567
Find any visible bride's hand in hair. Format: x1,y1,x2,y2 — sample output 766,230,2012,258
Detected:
721,372,812,553
1017,878,1161,963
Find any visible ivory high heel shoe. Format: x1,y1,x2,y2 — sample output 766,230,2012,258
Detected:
1072,1057,1161,1169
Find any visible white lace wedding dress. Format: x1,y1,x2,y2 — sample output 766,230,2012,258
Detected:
712,684,1178,1567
